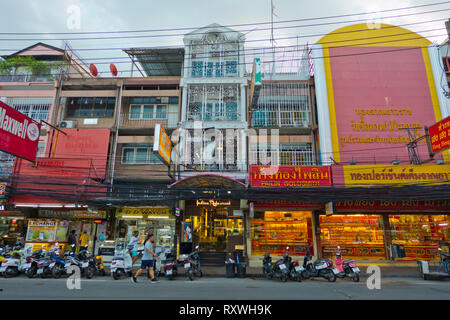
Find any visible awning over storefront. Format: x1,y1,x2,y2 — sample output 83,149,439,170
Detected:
169,174,246,189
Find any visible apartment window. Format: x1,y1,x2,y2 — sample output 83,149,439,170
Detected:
129,97,168,119
12,104,50,122
66,97,115,118
443,57,450,72
192,61,204,77
250,143,314,166
121,144,162,164
225,61,237,75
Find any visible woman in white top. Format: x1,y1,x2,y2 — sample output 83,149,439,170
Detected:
128,230,139,265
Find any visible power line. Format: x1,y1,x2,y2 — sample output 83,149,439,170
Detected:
1,1,448,36
0,31,446,79
0,7,448,43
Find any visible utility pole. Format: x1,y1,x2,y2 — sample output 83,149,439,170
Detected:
446,19,450,39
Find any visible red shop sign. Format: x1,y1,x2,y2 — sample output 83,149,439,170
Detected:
0,101,40,162
249,165,331,188
428,116,450,154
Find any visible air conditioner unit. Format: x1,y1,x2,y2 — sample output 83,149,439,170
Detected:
59,120,73,128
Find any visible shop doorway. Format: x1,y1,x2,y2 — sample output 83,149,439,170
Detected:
189,207,244,252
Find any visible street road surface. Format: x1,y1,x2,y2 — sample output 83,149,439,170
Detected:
0,276,449,300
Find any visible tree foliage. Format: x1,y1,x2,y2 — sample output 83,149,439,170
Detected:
0,56,62,79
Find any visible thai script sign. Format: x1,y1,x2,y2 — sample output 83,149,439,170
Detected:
343,164,450,186
249,165,331,188
428,116,450,154
335,200,450,212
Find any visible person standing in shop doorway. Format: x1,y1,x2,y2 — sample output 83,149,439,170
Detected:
128,230,140,266
131,234,158,283
79,231,89,249
68,230,77,247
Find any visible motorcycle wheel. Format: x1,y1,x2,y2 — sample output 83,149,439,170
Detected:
26,266,37,278
296,275,302,282
112,269,123,280
52,265,62,279
101,269,106,276
327,270,336,282
281,274,288,282
301,270,310,280
198,270,203,278
4,267,18,278
188,269,194,281
353,273,360,282
86,265,95,279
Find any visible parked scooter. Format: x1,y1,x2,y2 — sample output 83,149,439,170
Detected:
301,246,336,282
23,247,46,278
262,252,274,279
164,248,178,280
333,246,360,282
37,248,58,278
88,247,106,277
48,243,69,278
1,242,28,278
111,241,133,280
76,245,95,279
262,247,292,282
183,245,202,281
290,260,303,282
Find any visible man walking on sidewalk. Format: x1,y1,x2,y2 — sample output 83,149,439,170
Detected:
131,234,158,283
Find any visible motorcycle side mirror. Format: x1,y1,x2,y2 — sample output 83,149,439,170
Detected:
195,245,199,250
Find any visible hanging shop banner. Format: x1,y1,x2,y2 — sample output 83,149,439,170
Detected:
428,116,450,154
181,222,193,243
153,124,172,165
343,164,450,186
335,200,450,213
0,101,41,162
0,183,6,198
249,165,332,188
116,207,172,218
38,209,106,219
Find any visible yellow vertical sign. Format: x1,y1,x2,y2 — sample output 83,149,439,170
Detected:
153,124,172,165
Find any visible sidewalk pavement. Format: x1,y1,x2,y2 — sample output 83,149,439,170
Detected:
104,260,422,279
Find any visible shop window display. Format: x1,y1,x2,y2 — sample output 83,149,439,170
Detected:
389,215,450,260
320,215,385,260
251,211,313,256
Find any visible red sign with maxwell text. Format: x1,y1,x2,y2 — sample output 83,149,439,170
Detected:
429,116,450,154
0,101,40,162
249,165,332,188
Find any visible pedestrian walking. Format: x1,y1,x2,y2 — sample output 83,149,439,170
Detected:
131,234,158,283
68,230,77,246
128,230,139,266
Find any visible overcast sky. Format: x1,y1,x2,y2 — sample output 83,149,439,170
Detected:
0,0,448,76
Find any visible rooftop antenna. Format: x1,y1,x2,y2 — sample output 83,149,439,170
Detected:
270,0,278,76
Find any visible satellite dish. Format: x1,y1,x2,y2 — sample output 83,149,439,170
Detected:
90,64,98,77
110,64,118,77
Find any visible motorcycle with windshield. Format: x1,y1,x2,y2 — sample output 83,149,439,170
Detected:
301,246,336,282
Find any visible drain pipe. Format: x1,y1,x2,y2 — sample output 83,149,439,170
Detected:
110,80,123,195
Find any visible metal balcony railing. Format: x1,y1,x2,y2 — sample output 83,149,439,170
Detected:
251,109,310,128
121,112,179,128
0,74,55,82
250,149,315,166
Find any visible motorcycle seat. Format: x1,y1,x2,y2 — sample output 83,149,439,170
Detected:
344,260,354,264
112,257,124,261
